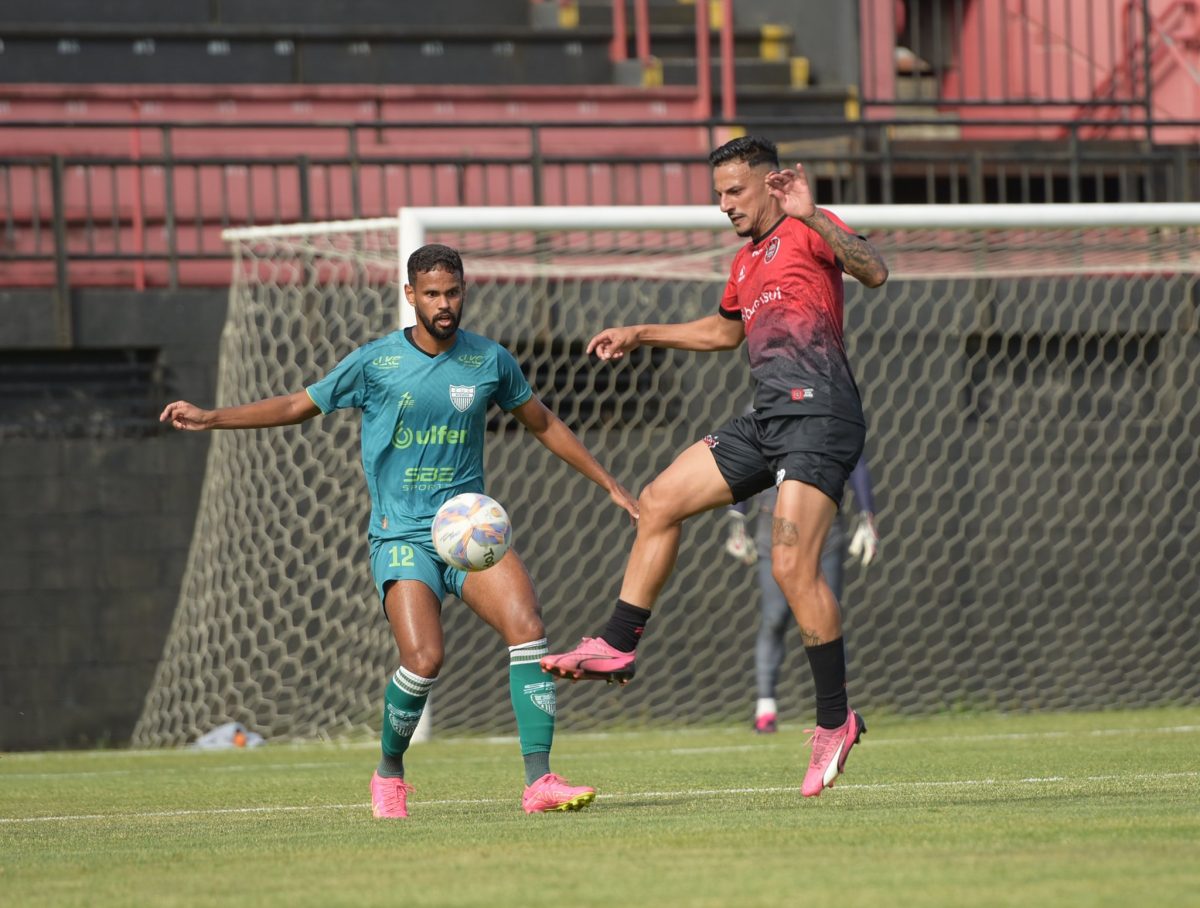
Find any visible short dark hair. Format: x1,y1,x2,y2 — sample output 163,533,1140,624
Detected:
708,135,780,170
407,243,464,285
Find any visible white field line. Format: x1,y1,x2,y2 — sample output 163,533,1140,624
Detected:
4,722,1198,764
2,724,1198,780
2,770,1197,825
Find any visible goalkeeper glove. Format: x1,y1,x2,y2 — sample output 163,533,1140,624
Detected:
847,511,879,567
723,511,758,565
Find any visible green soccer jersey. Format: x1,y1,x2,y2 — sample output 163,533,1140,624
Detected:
305,328,532,539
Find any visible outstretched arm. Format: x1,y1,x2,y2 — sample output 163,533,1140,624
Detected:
510,395,639,522
160,390,320,431
765,163,889,288
586,313,744,361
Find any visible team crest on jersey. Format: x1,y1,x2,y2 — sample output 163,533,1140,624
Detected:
449,384,475,412
765,236,781,263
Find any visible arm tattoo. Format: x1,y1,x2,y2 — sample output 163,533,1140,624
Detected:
801,210,888,287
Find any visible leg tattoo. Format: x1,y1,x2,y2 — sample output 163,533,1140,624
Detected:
773,516,830,646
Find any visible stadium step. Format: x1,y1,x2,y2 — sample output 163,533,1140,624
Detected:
5,0,534,27
559,1,858,126
0,21,616,85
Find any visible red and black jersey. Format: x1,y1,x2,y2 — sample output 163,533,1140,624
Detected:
718,210,864,425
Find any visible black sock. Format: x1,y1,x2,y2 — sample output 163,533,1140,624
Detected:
523,751,551,786
600,600,651,652
804,638,848,728
377,753,405,778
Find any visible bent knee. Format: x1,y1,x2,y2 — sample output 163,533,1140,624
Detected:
505,615,546,647
402,647,444,680
771,553,821,591
638,479,689,527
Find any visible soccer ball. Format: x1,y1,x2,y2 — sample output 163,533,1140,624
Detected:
431,492,512,572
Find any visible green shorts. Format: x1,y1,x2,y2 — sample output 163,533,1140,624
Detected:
368,532,467,608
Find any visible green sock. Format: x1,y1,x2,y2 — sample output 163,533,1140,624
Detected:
509,639,555,785
377,667,435,779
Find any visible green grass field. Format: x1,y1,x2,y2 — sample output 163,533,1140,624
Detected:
3,707,1199,908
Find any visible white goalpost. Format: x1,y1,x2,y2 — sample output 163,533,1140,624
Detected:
133,203,1200,747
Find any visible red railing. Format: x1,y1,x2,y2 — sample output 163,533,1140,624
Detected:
608,0,736,120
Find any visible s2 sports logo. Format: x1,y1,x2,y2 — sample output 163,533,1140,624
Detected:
402,466,456,490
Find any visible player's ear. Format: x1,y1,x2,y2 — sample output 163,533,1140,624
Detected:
403,283,415,304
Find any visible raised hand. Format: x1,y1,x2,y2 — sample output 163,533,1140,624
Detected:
765,163,817,221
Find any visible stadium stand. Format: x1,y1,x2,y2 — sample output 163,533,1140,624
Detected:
1,1,855,288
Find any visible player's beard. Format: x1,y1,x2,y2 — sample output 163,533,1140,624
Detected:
421,308,460,340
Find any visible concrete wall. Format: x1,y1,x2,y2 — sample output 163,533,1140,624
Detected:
0,288,227,749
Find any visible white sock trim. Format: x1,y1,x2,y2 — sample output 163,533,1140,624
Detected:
509,638,548,663
392,667,437,696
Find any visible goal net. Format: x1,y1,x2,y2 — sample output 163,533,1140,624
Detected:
133,204,1200,747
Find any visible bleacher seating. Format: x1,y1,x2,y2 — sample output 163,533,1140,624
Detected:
0,22,614,86
0,83,709,156
0,1,851,288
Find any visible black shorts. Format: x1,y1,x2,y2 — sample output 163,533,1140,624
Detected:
706,412,865,507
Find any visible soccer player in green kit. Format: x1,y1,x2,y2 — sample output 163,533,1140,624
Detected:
160,244,639,818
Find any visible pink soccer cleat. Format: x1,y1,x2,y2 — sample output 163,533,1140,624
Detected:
754,713,778,734
522,773,597,814
370,771,415,818
801,709,866,797
540,637,636,684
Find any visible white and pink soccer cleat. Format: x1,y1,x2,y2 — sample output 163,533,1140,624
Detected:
801,709,866,797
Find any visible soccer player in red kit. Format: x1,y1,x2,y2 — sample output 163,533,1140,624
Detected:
542,135,889,797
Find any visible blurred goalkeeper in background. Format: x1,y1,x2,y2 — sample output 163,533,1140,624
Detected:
724,455,879,735
542,135,889,798
161,243,638,820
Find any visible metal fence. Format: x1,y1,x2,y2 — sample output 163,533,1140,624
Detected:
4,116,1200,295
132,213,1200,745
